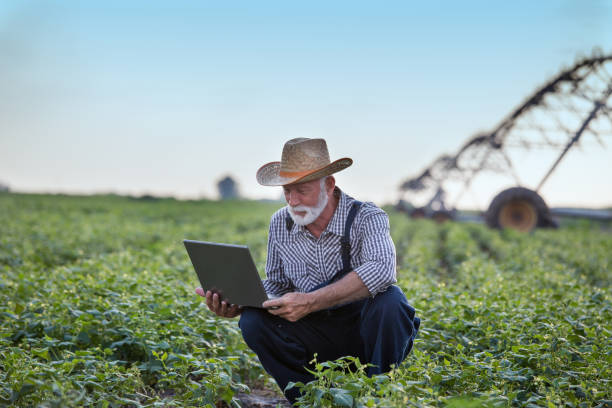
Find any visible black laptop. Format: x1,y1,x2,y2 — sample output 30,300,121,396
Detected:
183,240,273,308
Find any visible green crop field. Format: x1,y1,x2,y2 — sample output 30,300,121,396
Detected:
1,193,610,407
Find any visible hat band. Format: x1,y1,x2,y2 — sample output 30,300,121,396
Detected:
278,168,317,178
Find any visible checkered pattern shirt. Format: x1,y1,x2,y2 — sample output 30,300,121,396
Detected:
262,188,397,297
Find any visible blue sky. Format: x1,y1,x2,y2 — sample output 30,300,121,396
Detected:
1,1,611,207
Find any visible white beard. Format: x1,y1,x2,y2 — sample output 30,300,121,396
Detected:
288,182,329,226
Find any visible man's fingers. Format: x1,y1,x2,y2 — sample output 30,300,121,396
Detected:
205,291,214,309
266,306,284,316
200,290,241,318
212,293,221,313
262,298,283,309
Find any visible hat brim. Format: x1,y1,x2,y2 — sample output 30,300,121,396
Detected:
256,158,353,186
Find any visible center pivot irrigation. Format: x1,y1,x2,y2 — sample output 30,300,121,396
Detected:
399,53,612,232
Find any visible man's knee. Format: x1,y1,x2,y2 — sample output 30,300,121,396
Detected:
360,286,419,374
361,285,418,345
364,285,415,321
238,308,269,347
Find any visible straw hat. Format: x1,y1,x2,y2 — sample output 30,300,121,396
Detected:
256,138,353,186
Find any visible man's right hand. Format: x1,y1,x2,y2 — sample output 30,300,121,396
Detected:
195,288,242,318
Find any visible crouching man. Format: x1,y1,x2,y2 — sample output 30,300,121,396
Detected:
196,138,420,404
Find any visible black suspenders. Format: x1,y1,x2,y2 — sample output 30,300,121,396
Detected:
285,200,363,291
338,201,362,277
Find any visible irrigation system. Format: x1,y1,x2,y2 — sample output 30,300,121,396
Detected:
399,53,612,231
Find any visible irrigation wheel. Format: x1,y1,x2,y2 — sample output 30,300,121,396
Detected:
485,187,556,232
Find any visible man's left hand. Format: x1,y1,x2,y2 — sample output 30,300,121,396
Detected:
263,292,315,322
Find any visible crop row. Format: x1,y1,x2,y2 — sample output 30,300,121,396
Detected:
1,194,278,407
1,194,611,407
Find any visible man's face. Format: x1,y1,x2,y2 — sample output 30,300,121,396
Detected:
283,178,329,226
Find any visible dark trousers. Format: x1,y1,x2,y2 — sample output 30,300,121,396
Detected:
238,285,420,404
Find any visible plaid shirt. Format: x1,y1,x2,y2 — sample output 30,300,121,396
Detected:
263,187,397,297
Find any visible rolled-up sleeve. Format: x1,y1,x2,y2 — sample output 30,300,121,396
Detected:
262,223,293,296
353,212,397,296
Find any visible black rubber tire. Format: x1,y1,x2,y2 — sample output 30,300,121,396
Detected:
485,187,557,231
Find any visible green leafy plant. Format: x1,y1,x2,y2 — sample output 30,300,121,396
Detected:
1,193,610,407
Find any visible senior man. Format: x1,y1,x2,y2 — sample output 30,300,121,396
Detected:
196,138,420,404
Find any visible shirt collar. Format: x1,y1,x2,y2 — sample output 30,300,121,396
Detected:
325,187,351,236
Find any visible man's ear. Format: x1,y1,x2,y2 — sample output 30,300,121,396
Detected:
326,176,336,193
